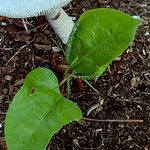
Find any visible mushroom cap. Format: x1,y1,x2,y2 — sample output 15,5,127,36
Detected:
0,0,72,18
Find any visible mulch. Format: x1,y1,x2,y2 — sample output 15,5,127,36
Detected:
0,0,150,149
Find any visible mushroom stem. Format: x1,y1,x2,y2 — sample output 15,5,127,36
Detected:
46,8,74,44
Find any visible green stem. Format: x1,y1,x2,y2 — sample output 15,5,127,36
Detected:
67,75,72,99
56,34,66,56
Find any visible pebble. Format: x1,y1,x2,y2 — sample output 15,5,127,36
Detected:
130,77,140,88
0,22,7,26
132,15,140,19
5,75,13,81
115,56,121,61
73,139,79,146
145,31,150,36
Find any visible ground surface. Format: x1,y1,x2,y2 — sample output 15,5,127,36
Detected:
0,0,150,150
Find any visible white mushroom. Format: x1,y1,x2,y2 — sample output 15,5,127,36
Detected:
0,0,74,44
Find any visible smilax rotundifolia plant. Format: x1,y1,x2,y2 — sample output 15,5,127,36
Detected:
1,5,141,150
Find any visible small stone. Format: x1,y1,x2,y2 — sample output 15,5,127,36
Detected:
144,31,150,36
132,15,140,19
142,49,146,56
73,139,79,146
129,145,134,148
130,77,140,88
1,22,7,26
0,124,2,128
62,129,66,133
128,135,132,141
82,8,86,12
115,56,121,61
96,106,103,113
5,75,13,81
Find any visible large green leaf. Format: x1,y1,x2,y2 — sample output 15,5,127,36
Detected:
67,8,141,78
5,68,82,150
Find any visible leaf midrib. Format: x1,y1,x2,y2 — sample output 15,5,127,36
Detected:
23,90,61,149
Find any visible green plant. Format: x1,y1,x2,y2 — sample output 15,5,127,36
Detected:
5,8,141,150
5,68,82,150
66,8,141,79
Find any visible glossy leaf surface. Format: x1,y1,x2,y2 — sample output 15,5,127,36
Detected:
67,8,141,78
5,68,82,150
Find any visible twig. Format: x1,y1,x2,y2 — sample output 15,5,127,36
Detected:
22,18,29,33
86,103,100,116
4,38,35,66
0,47,13,51
31,49,36,68
141,92,150,95
116,97,150,106
7,23,47,35
82,117,143,123
59,78,67,87
83,80,100,94
112,52,126,81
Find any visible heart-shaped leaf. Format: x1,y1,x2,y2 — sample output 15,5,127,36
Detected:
5,68,82,150
67,8,141,79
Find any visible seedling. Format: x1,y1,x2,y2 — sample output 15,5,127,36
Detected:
5,68,82,150
5,8,141,150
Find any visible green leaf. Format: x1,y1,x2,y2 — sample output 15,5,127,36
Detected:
5,67,82,150
67,8,141,78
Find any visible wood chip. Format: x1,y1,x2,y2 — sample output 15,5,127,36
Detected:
87,103,100,116
14,79,24,86
73,139,79,146
52,46,61,52
130,77,140,88
34,43,51,51
1,66,15,74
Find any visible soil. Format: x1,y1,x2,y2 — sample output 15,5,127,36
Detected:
0,0,150,150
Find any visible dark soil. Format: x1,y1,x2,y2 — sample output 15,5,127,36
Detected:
0,0,150,150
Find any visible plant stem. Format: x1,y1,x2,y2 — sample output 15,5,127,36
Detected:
67,76,72,99
56,34,66,56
